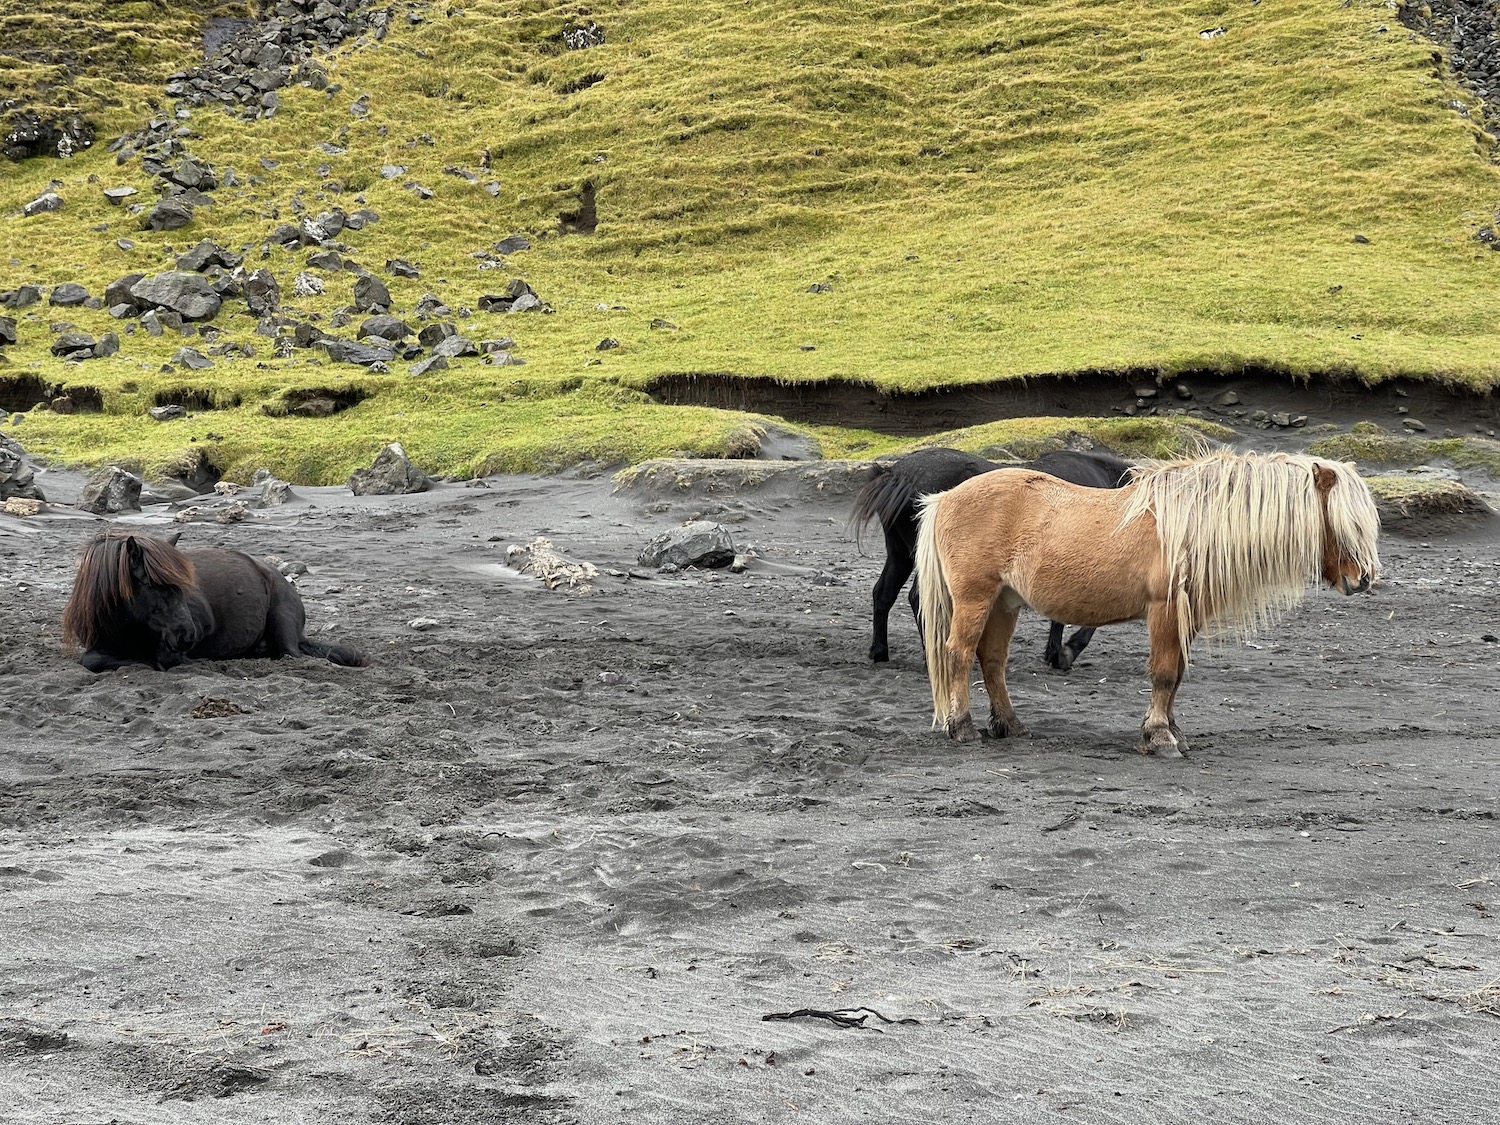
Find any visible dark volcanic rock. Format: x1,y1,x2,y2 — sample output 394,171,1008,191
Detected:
2,286,41,309
105,274,146,312
352,274,392,313
639,522,737,569
0,437,45,501
243,269,281,315
348,442,432,495
76,466,143,514
176,239,242,273
322,338,395,367
129,272,222,321
417,323,456,348
103,186,139,206
48,283,90,307
358,315,410,341
142,197,195,232
431,335,478,358
50,332,97,358
0,316,15,346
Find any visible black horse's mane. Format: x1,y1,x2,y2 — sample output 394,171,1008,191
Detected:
62,530,198,652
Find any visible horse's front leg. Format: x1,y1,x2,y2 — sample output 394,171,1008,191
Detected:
979,607,1027,738
1140,602,1189,757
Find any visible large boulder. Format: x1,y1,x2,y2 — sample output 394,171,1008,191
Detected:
348,442,432,495
76,466,143,514
142,197,195,232
48,283,90,307
128,271,222,321
639,521,737,569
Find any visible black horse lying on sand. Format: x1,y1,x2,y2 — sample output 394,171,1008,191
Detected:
62,529,368,673
851,447,1133,667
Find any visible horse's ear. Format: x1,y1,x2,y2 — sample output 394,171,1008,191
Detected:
1312,463,1338,494
166,531,183,546
124,536,149,580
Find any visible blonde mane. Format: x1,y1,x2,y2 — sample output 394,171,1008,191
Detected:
1121,451,1380,650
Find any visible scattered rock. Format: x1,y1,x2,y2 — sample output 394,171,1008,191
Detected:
103,186,139,206
639,521,737,569
170,347,214,370
409,355,449,376
323,338,395,367
22,192,64,217
76,466,143,514
358,315,411,341
348,442,431,495
48,283,90,307
128,271,222,321
1,286,40,309
244,268,281,314
0,437,45,501
352,274,391,313
176,239,241,272
0,316,15,346
142,197,195,231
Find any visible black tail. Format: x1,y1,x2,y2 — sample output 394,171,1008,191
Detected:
299,638,371,667
849,463,920,549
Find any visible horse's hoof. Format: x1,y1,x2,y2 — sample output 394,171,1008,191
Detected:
990,717,1029,739
948,716,982,743
1137,736,1184,758
870,651,889,663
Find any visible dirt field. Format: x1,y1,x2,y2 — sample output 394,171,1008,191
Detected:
2,448,1498,1124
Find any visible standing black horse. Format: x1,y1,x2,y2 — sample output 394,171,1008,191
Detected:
62,528,369,673
851,447,1133,666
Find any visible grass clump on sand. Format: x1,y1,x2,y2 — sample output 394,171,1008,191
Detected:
1310,426,1500,478
1365,475,1493,525
2,0,1500,478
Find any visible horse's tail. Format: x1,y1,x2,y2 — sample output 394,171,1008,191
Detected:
848,462,918,549
915,492,954,730
299,638,371,667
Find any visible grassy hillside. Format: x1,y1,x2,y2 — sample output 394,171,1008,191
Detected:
2,0,1499,482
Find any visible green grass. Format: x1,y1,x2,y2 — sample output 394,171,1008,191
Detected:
3,0,1499,481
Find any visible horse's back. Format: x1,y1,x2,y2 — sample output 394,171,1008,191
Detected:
1027,449,1132,489
893,447,996,495
932,470,1162,624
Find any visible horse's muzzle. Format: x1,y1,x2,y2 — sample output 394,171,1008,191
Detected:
1340,573,1373,595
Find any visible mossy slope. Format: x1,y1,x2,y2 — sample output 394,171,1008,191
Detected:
2,0,1499,481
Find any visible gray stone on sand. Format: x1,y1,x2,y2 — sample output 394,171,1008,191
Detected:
639,521,737,569
77,466,143,513
348,442,432,495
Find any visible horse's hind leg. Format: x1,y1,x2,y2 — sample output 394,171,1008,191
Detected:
1043,621,1066,668
1140,603,1189,757
978,607,1027,739
1062,625,1097,670
941,599,992,743
870,526,914,662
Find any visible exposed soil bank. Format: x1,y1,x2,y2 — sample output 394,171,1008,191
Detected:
647,371,1500,438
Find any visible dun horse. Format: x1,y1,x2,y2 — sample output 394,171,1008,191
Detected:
851,447,1132,667
63,529,369,673
915,451,1380,756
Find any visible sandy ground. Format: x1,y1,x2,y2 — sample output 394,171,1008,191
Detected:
2,447,1499,1124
